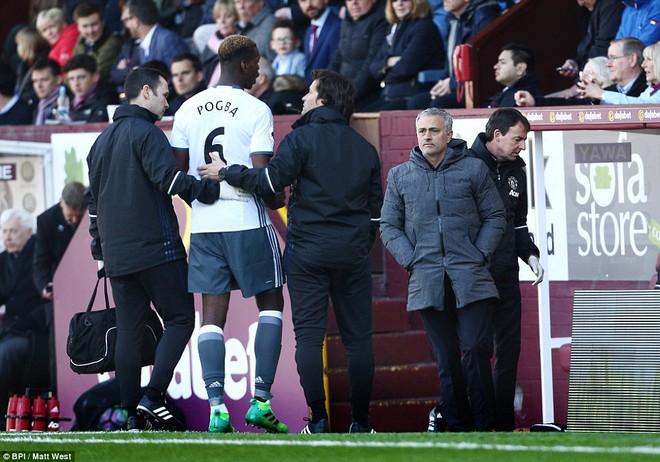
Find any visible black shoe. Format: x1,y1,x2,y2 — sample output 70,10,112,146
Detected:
349,422,376,433
300,418,329,433
427,405,446,433
125,415,151,432
137,396,184,431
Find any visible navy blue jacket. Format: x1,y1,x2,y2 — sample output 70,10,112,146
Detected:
304,10,342,83
87,104,218,276
224,106,383,268
469,133,539,276
369,16,444,101
330,1,389,105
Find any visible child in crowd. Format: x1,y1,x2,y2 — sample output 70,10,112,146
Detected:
270,19,305,79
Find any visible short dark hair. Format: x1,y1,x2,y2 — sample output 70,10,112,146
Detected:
0,60,17,97
311,69,355,119
142,59,169,77
502,43,535,73
63,54,98,74
73,1,103,20
124,66,168,101
613,36,645,64
218,35,258,63
271,19,297,38
62,181,86,210
127,0,159,25
32,57,61,77
171,52,203,73
484,108,531,141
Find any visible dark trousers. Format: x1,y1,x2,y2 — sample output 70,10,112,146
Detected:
492,275,522,431
284,251,374,424
420,277,496,431
109,259,195,409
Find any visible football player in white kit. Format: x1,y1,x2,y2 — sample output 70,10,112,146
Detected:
170,35,287,434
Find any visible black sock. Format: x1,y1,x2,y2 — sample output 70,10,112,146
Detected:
145,387,161,402
309,400,328,423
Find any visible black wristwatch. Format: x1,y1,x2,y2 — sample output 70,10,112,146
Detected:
218,167,227,181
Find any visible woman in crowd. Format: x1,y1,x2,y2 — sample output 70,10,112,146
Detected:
14,25,51,104
36,7,79,68
363,0,444,111
199,0,239,87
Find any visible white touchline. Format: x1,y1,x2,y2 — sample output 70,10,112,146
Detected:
1,436,660,455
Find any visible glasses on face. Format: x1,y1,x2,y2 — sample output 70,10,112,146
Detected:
607,54,630,62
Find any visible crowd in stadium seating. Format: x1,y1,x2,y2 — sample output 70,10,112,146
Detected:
1,0,660,126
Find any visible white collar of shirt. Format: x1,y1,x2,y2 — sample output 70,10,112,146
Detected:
0,95,19,115
311,8,330,35
616,78,635,94
139,24,158,58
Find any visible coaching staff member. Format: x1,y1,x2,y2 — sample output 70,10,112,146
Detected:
87,66,219,431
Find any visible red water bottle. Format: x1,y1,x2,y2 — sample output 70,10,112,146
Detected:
47,396,60,431
5,394,18,431
31,395,47,432
15,395,31,431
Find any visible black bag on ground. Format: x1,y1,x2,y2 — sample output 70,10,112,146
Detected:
66,276,163,374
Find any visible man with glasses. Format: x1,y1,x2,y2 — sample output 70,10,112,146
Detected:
601,37,647,100
110,0,189,92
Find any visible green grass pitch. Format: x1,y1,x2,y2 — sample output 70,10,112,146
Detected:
3,431,660,462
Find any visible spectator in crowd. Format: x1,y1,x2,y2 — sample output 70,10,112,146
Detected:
200,69,383,434
0,209,52,429
31,57,63,125
270,19,306,78
380,107,504,432
329,0,388,110
406,0,502,110
0,61,33,125
110,0,189,90
595,37,648,99
3,25,29,76
362,0,444,111
160,0,206,39
169,35,288,434
234,0,278,60
269,73,307,113
429,0,448,50
616,0,660,46
487,43,541,108
515,56,611,107
13,26,51,106
467,108,543,432
579,40,660,104
168,52,205,114
198,0,238,87
72,1,123,82
37,7,80,68
33,181,86,300
86,66,220,431
300,0,341,83
245,56,275,100
554,0,623,91
62,54,119,122
273,0,312,39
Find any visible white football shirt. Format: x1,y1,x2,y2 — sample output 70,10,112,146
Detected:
170,85,274,233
